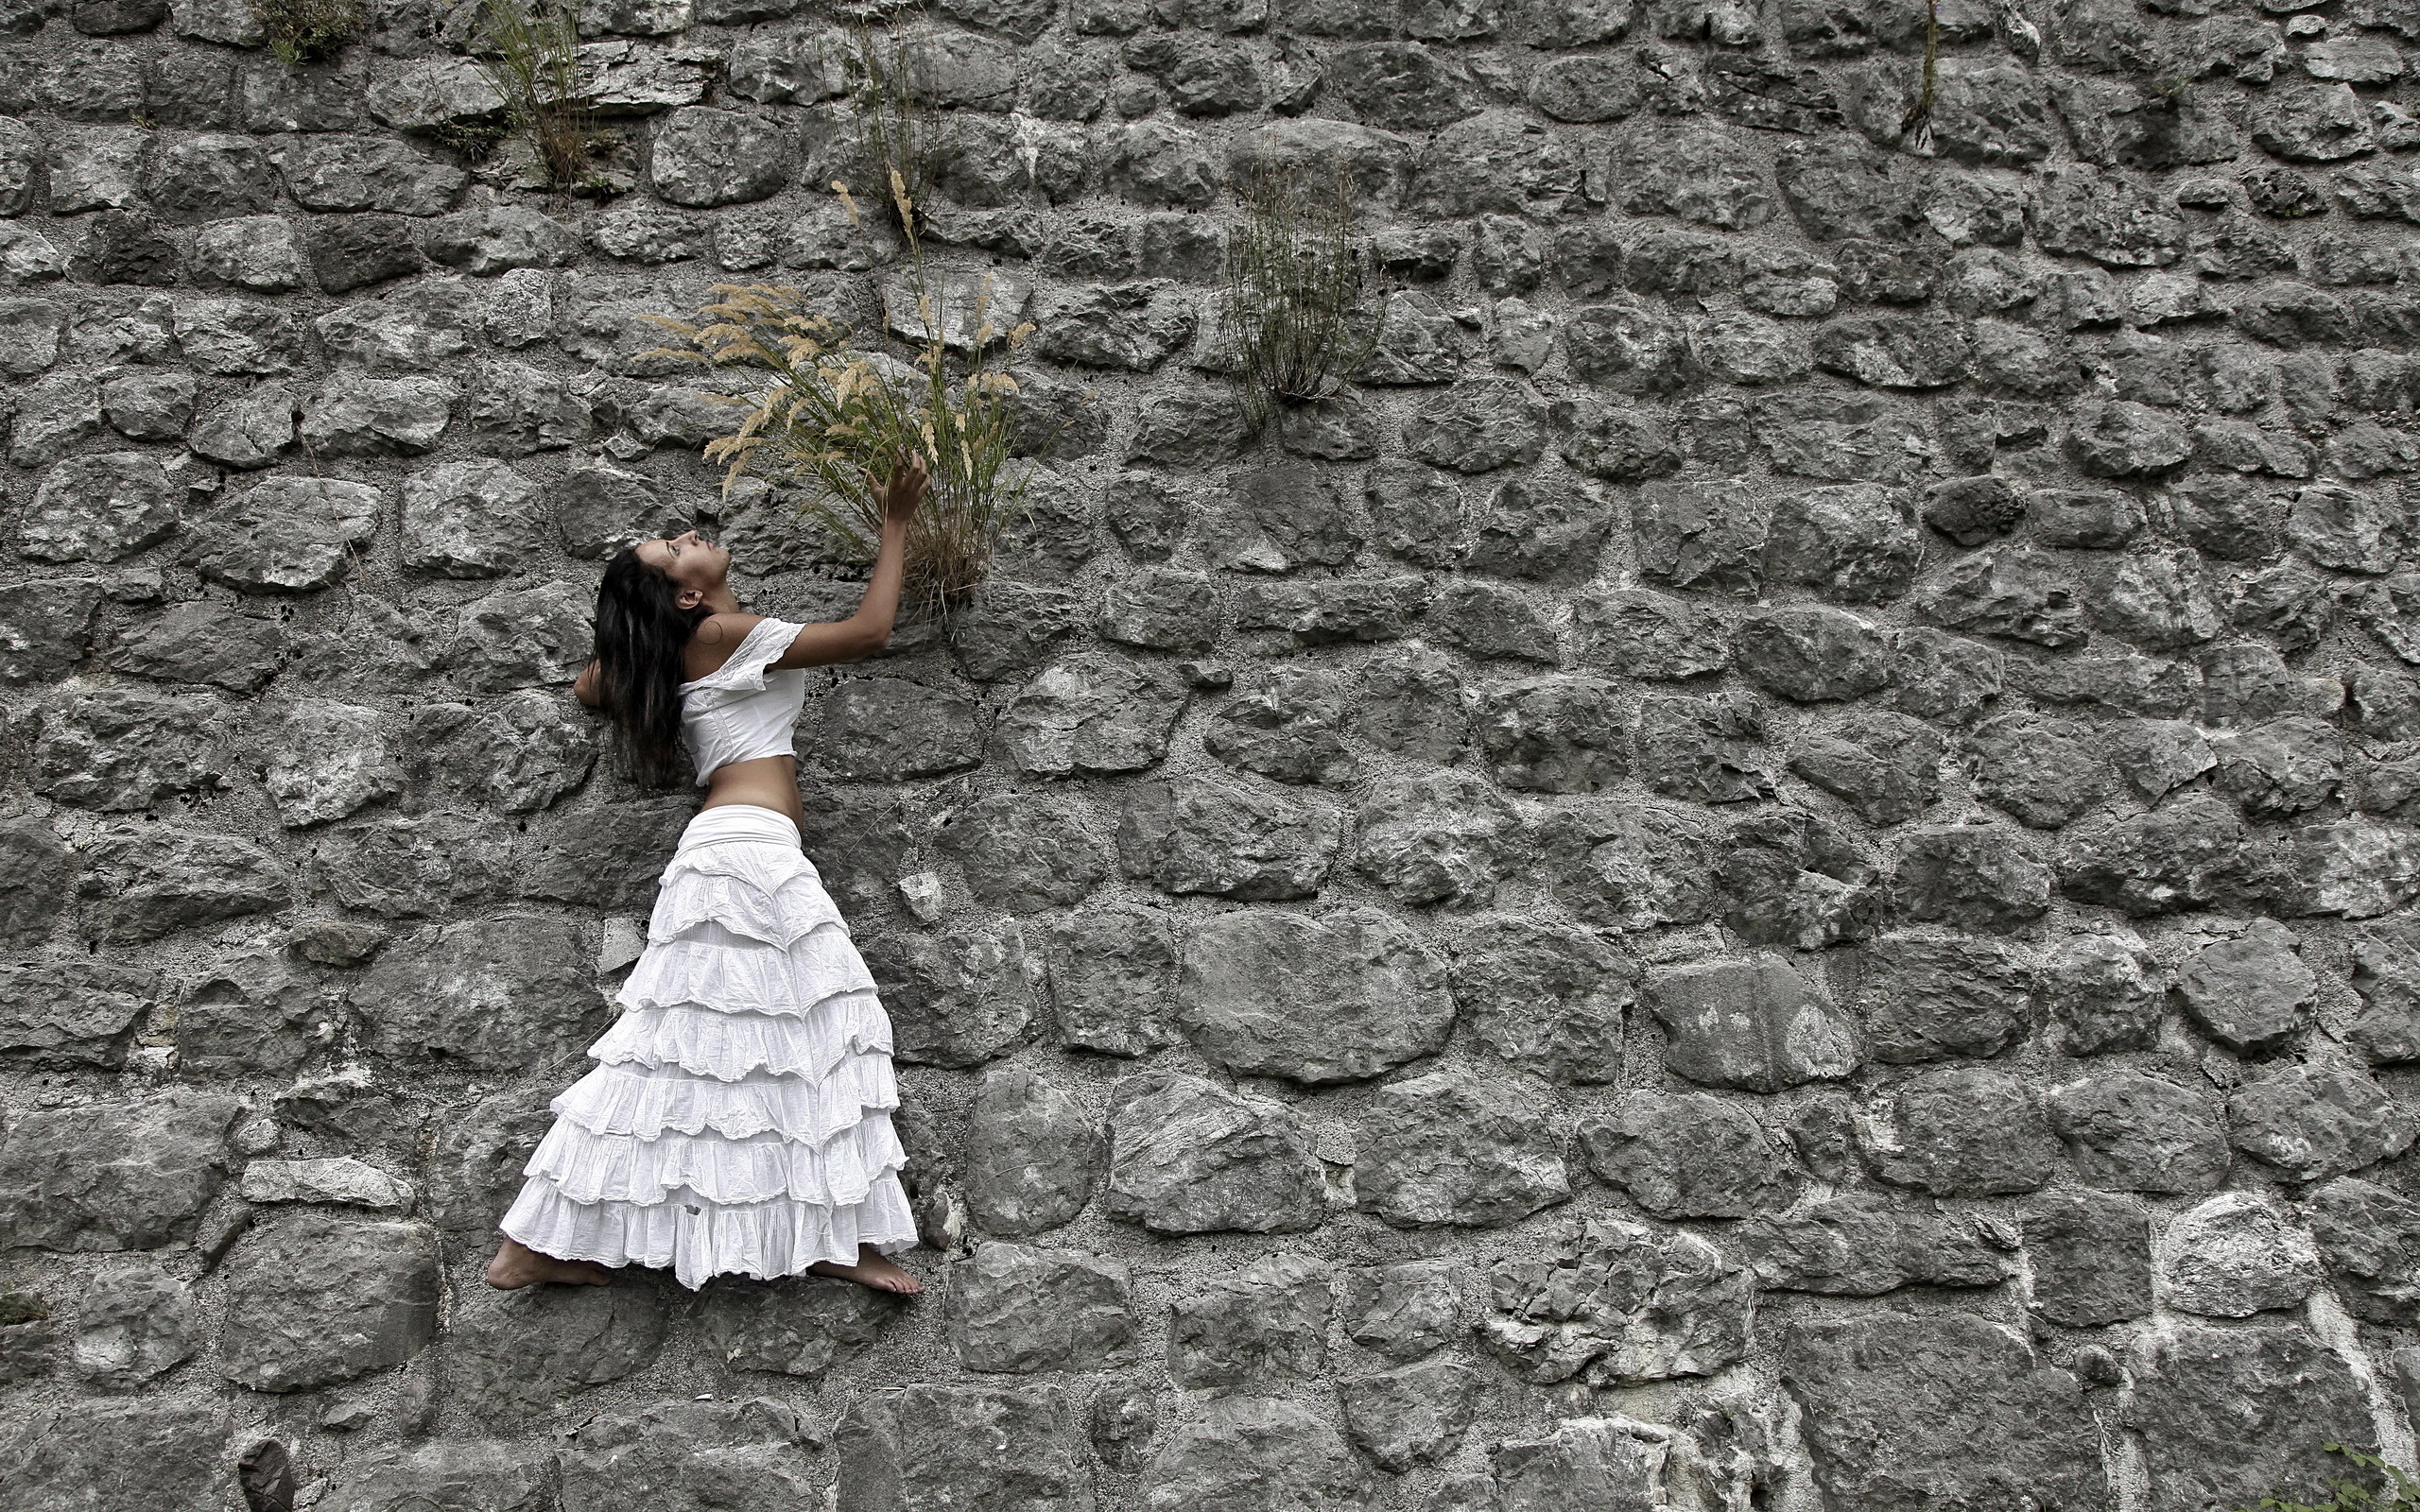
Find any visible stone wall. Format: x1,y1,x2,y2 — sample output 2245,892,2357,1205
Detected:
2,0,2420,1505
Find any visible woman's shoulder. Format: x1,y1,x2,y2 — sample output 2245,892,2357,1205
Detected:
681,613,794,684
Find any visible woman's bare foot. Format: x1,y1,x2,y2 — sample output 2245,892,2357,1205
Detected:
486,1236,614,1289
807,1245,923,1295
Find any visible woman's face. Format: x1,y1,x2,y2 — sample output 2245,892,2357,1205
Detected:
636,529,731,606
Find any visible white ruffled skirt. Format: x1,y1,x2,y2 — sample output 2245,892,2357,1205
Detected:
499,802,919,1289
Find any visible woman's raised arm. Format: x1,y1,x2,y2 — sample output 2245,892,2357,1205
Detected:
769,453,929,670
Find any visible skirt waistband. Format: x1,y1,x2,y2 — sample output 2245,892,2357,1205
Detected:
677,803,804,850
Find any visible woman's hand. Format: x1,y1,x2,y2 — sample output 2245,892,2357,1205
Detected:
873,451,929,530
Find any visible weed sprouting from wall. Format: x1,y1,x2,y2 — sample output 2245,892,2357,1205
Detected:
839,18,940,238
1219,164,1388,435
638,186,1052,615
450,0,617,197
252,0,363,63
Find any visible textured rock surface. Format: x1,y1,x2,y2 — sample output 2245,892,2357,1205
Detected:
5,0,2417,1499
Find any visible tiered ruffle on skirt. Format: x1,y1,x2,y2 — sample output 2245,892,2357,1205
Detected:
500,802,918,1289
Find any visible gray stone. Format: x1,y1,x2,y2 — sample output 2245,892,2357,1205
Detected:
867,921,1041,1070
1732,606,1892,702
2026,1189,2152,1327
2048,1071,2231,1194
0,1088,237,1251
187,381,300,470
22,452,185,563
423,206,582,275
185,474,380,594
2122,1321,2373,1512
1913,548,2086,647
2055,794,2261,917
1567,588,1728,681
1966,713,2118,829
1176,907,1452,1083
300,373,457,456
951,1241,1134,1372
1168,1251,1327,1387
1117,775,1340,901
1140,1392,1369,1512
1766,483,1924,603
940,794,1108,915
1890,821,2054,932
318,1442,555,1512
2227,1061,2417,1183
556,1400,816,1512
0,579,103,684
1482,1213,1750,1385
1741,1191,2016,1295
838,1382,1094,1512
240,1157,414,1210
964,1065,1104,1238
273,134,467,215
2348,919,2420,1064
76,825,291,942
1782,1312,2106,1512
1538,799,1721,930
1635,691,1774,804
2035,933,2166,1055
71,1256,195,1391
176,950,326,1077
33,685,229,812
1353,769,1519,907
1642,954,1859,1093
446,582,595,693
1104,1070,1326,1235
2163,1191,2324,1317
312,813,513,920
0,1400,228,1512
1838,933,2030,1064
700,1278,892,1378
354,916,604,1072
405,694,595,814
399,460,544,578
1205,666,1357,786
260,699,403,827
1635,480,1770,597
2173,917,2317,1053
1448,917,1633,1083
0,821,75,948
1478,676,1629,794
2305,1176,2420,1326
1043,904,1178,1058
1340,1259,1462,1363
996,654,1188,775
446,1282,668,1421
1716,807,1884,951
1339,1357,1479,1471
218,1214,437,1391
1865,1066,2059,1197
1788,709,1943,825
1579,1091,1799,1220
1359,1066,1568,1228
0,959,152,1069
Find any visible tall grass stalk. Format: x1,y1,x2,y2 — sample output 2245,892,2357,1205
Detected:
840,18,937,236
453,0,608,195
1220,163,1387,433
638,188,1041,614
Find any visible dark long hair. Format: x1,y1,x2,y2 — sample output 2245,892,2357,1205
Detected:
596,545,710,789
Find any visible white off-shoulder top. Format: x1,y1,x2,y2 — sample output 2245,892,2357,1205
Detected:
676,617,807,785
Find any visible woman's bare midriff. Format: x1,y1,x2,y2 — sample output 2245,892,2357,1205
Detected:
699,754,806,833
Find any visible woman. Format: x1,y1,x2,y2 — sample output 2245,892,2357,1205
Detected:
485,455,932,1296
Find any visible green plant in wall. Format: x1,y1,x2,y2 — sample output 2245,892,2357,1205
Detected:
1219,163,1389,435
636,186,1052,615
2230,1445,2420,1512
450,0,617,197
1897,0,1942,149
838,18,940,238
252,0,364,63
